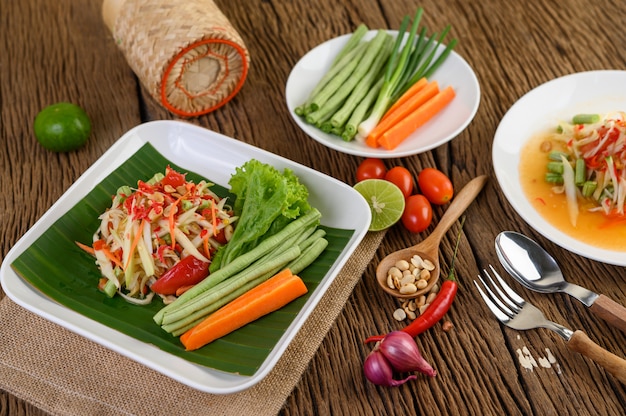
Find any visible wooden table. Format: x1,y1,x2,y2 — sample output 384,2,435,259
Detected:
1,0,625,414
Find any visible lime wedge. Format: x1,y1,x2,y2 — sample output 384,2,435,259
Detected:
354,179,405,231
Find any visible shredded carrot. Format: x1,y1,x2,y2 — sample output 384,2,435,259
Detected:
180,268,308,351
365,80,439,148
202,233,211,259
211,199,218,236
75,241,95,256
378,85,456,151
176,285,195,297
125,219,146,270
382,77,429,122
100,244,124,269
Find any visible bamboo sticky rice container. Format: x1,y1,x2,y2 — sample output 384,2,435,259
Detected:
102,0,250,117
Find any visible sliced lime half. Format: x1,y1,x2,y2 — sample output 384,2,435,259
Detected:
354,179,405,231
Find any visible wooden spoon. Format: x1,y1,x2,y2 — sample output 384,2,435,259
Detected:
376,175,489,299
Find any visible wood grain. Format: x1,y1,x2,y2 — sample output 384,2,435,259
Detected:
1,0,625,415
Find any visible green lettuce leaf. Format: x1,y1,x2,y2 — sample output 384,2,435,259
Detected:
210,159,312,271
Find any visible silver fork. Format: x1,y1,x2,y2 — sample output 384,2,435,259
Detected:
474,265,626,384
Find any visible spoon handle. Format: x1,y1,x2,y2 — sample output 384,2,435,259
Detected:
589,294,626,334
423,175,489,244
567,330,626,384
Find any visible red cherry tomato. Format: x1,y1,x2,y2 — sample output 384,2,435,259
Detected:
384,166,414,198
402,194,432,233
150,256,209,295
162,166,187,188
356,158,387,182
417,168,454,205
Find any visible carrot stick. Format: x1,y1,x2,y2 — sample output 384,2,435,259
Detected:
365,80,439,148
180,268,308,351
378,85,456,151
382,77,428,122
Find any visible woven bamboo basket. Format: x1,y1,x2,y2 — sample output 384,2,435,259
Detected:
102,0,250,117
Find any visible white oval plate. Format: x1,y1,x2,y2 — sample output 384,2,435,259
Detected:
492,70,626,266
285,30,481,158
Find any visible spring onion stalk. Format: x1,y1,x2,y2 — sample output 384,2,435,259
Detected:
561,154,579,227
393,28,458,102
357,8,424,138
422,36,458,79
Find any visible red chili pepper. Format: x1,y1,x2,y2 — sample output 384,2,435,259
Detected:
150,255,209,295
364,279,458,343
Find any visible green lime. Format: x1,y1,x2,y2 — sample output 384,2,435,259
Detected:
34,102,92,152
354,179,405,231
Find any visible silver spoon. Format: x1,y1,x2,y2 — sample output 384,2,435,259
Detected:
495,231,626,334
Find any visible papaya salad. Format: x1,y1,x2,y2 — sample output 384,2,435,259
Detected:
543,112,626,227
79,166,237,305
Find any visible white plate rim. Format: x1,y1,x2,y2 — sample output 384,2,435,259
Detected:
492,69,626,266
0,120,371,393
285,30,481,158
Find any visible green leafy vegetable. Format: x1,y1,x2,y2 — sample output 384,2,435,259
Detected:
210,159,313,271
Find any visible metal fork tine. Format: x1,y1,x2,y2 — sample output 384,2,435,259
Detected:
488,264,525,305
480,268,522,314
476,274,515,317
473,280,510,323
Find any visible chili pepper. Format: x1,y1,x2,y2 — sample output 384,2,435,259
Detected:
365,279,458,343
365,216,465,344
150,255,209,295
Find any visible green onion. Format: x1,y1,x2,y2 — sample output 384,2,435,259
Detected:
356,8,424,138
356,8,456,139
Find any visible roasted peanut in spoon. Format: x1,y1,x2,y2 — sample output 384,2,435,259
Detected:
376,175,488,299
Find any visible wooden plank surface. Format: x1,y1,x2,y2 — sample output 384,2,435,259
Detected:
1,0,625,414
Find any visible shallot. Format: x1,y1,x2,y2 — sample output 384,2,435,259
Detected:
363,350,417,387
377,331,437,376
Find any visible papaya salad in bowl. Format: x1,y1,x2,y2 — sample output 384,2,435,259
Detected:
493,70,626,266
